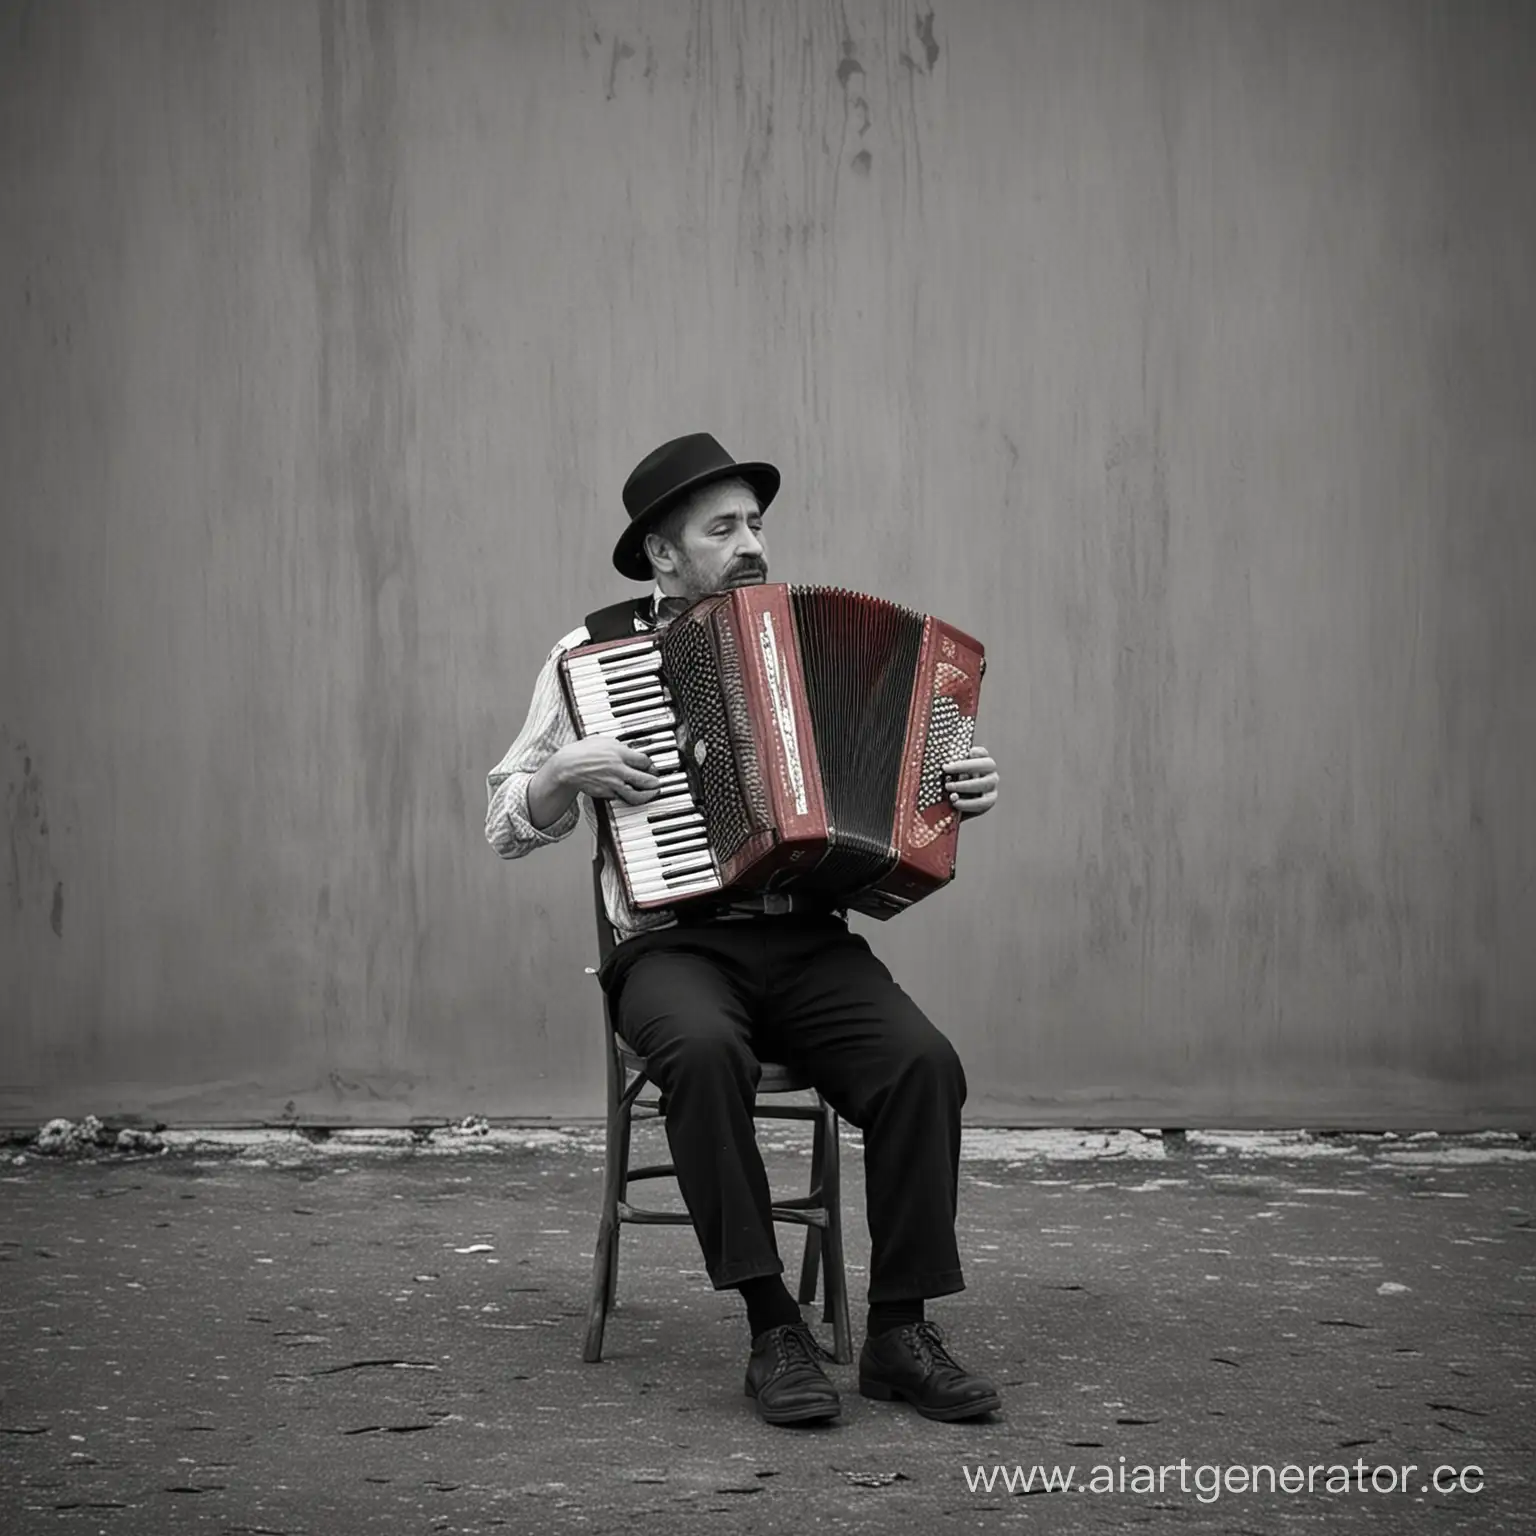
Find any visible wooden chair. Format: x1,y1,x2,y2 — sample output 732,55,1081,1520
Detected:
581,853,852,1364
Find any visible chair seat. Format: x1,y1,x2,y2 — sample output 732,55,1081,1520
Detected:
615,1037,813,1096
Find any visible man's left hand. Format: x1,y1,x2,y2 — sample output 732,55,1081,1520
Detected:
942,748,999,817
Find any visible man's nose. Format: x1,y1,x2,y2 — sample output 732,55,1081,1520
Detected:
738,526,765,559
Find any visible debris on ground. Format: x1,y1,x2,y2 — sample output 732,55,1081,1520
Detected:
29,1117,166,1157
115,1127,166,1154
34,1116,109,1155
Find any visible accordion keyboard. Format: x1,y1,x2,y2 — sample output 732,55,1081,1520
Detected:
562,639,724,904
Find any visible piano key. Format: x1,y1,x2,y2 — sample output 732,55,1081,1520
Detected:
622,829,707,855
647,810,703,833
614,809,701,835
616,815,707,843
625,849,713,878
616,797,697,820
578,688,668,710
644,869,720,891
604,723,678,746
570,674,664,702
640,848,711,869
632,872,722,900
628,858,717,885
659,861,717,883
592,644,659,666
622,790,693,814
571,675,663,701
588,638,655,661
600,687,666,711
613,714,678,738
606,725,679,746
570,682,659,709
615,808,700,837
633,819,703,841
568,649,656,672
620,831,703,856
633,884,721,907
649,833,709,854
568,647,657,674
643,812,702,830
574,660,657,685
568,667,665,691
614,810,694,840
619,842,709,869
596,681,665,702
629,836,706,861
587,717,675,741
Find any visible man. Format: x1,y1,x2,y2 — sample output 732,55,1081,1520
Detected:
486,433,1002,1426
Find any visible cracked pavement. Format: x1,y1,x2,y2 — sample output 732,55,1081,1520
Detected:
1,1125,1532,1532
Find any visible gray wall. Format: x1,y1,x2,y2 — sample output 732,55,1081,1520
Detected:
3,0,1533,1129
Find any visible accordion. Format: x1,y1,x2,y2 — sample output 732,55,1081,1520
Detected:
558,583,986,919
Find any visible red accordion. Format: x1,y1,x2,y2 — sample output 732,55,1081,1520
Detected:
558,583,985,918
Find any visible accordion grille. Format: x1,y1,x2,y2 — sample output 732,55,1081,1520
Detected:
789,586,926,892
660,618,757,863
712,609,772,833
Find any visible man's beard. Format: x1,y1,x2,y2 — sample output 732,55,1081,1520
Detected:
678,555,768,599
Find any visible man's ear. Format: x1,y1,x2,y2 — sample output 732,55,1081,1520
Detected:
644,530,675,573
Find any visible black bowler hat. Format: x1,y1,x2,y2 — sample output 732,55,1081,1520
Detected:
613,433,781,581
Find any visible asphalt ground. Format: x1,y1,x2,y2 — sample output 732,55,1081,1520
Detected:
2,1124,1533,1534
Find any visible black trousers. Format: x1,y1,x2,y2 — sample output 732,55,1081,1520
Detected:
598,911,967,1305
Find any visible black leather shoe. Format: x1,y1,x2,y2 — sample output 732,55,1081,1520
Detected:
744,1321,842,1425
858,1320,1002,1421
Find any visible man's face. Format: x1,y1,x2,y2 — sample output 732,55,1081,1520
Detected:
649,480,769,600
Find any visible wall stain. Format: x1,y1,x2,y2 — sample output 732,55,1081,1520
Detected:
4,732,62,938
837,32,871,140
915,7,940,69
605,35,635,100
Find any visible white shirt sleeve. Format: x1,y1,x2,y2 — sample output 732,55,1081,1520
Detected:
484,628,588,858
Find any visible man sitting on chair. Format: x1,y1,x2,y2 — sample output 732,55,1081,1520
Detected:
485,434,1003,1426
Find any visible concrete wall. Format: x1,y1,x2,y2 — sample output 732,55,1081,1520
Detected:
2,0,1533,1129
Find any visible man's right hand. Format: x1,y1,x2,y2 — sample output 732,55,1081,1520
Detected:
550,738,663,805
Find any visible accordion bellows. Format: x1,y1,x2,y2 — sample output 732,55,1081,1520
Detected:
559,583,986,918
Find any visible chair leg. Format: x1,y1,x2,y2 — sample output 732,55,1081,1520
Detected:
818,1097,853,1364
583,1052,629,1364
607,1089,633,1305
797,1106,826,1308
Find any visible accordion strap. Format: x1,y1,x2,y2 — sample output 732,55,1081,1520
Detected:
583,597,653,644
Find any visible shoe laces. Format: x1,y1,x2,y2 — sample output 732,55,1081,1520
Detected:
775,1322,836,1370
906,1320,962,1373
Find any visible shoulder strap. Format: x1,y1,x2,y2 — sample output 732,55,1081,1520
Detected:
592,843,618,965
583,597,652,644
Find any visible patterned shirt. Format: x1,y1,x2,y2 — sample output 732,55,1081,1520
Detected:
484,585,689,945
